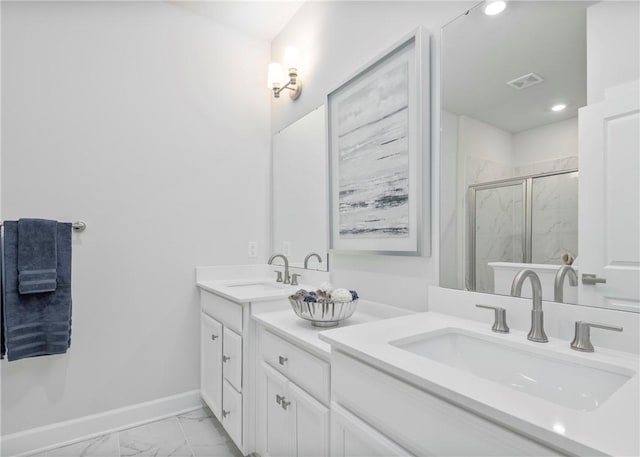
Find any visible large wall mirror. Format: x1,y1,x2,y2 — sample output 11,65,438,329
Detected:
272,105,329,271
440,1,587,304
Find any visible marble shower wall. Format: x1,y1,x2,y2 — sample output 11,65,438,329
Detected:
474,184,524,293
531,171,579,264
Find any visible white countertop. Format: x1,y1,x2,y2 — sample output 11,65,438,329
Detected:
252,300,410,359
319,312,639,456
196,277,301,303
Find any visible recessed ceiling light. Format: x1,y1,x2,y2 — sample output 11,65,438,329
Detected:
551,104,567,112
483,1,507,16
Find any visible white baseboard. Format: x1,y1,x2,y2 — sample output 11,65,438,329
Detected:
1,390,203,457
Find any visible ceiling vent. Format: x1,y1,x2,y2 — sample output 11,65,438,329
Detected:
506,72,544,90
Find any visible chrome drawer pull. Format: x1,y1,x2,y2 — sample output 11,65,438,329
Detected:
278,356,288,365
222,355,231,362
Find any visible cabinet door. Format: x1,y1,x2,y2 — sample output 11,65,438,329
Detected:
201,313,223,418
331,404,412,457
262,363,291,457
223,327,243,391
289,382,329,457
222,379,242,450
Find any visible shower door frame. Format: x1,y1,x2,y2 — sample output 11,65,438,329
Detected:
466,168,578,291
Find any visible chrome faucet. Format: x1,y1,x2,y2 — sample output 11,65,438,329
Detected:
511,269,548,343
268,254,291,284
554,265,578,303
303,252,323,269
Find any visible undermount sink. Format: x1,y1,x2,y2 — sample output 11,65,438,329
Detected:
224,281,291,294
390,328,635,411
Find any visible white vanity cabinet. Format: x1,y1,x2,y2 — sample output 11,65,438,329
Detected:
199,288,289,456
257,326,330,457
330,351,560,457
200,290,246,452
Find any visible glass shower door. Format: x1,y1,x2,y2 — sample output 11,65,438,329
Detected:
470,181,526,293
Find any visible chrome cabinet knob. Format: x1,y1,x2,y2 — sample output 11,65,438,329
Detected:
582,273,607,285
570,321,623,352
278,356,288,365
276,394,285,405
281,399,291,410
222,409,230,418
476,304,510,333
211,334,218,341
222,355,231,362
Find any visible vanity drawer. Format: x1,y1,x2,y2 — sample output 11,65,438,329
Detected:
223,327,242,391
332,351,558,457
222,379,242,450
262,329,330,404
201,290,242,334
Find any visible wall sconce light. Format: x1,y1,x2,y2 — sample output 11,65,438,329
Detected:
268,46,302,100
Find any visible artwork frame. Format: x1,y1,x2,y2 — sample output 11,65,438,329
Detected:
328,28,430,256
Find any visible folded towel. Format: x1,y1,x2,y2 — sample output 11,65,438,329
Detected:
2,221,72,361
18,219,58,294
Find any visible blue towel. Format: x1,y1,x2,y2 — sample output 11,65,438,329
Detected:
1,221,72,361
18,218,58,294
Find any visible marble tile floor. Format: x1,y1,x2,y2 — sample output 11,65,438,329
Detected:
30,407,243,457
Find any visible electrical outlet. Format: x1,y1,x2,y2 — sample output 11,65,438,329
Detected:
248,242,257,258
283,241,291,256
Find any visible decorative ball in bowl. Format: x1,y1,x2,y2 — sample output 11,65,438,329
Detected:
288,287,359,328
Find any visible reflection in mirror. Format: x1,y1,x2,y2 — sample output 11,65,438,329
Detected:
440,1,587,303
272,105,328,271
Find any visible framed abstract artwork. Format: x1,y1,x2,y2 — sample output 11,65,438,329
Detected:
328,28,430,255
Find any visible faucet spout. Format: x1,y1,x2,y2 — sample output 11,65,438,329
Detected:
554,265,578,303
303,252,323,269
511,269,548,343
268,254,291,284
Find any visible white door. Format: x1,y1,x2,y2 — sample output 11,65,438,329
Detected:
201,313,223,418
289,382,329,457
330,404,412,457
578,80,640,311
262,363,291,457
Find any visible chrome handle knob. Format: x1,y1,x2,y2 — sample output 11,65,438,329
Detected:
582,273,607,285
211,334,218,341
274,270,283,282
222,409,230,418
281,399,291,410
278,356,288,365
276,394,285,405
291,274,301,286
475,304,510,333
570,321,623,352
222,355,231,363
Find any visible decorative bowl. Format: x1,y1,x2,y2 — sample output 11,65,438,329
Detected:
288,297,358,327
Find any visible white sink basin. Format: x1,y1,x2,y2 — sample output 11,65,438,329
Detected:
390,328,635,411
224,281,291,295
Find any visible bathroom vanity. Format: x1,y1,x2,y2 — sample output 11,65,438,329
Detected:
320,303,639,456
195,265,327,455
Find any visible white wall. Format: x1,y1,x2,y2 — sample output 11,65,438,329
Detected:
513,117,578,173
271,1,475,311
587,1,640,104
1,1,270,437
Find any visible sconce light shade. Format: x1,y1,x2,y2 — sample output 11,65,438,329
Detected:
283,46,300,72
268,63,284,89
268,47,303,100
